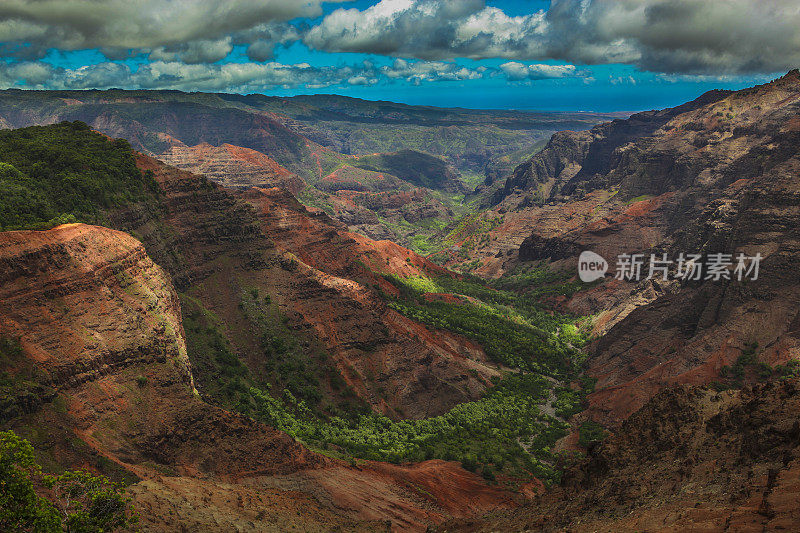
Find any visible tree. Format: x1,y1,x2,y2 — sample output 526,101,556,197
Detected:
0,430,60,531
0,430,137,532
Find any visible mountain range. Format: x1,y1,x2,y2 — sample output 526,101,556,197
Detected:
0,89,617,252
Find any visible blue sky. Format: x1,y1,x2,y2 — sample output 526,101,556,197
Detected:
0,0,794,112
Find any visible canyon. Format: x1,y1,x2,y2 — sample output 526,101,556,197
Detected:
433,70,800,531
1,72,800,531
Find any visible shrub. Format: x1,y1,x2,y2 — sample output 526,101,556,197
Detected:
578,421,607,448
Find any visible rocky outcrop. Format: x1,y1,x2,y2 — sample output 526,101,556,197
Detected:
0,224,193,390
241,186,499,418
157,142,306,192
0,224,321,479
129,457,518,532
492,88,732,209
586,151,800,425
0,222,322,483
440,379,800,532
105,153,497,419
444,86,749,277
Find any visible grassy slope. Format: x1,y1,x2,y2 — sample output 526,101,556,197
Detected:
351,149,459,190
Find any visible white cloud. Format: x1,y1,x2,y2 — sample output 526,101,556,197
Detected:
499,62,578,81
347,75,376,86
0,60,354,92
0,61,54,87
0,56,495,92
381,59,485,83
305,0,499,60
0,0,796,83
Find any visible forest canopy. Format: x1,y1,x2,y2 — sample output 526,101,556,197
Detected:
0,121,156,231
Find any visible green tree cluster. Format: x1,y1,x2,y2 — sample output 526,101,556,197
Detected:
0,430,136,532
249,373,569,483
382,274,588,374
0,121,157,231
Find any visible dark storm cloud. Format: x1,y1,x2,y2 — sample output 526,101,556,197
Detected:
607,0,800,74
306,0,800,75
0,0,344,61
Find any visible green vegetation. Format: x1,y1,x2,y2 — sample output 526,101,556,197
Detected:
775,360,800,379
181,289,368,421
351,150,456,190
296,187,336,217
381,273,588,374
407,234,438,255
715,342,800,389
248,373,569,483
490,263,587,299
0,430,137,532
177,270,594,484
375,209,456,256
224,269,594,483
0,336,55,422
239,287,356,414
326,124,541,172
438,212,505,252
179,293,256,414
483,138,549,179
727,343,768,382
717,342,767,387
0,121,158,231
624,194,654,205
233,269,596,483
0,336,22,360
552,387,585,419
578,421,607,448
179,288,582,482
459,172,486,190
